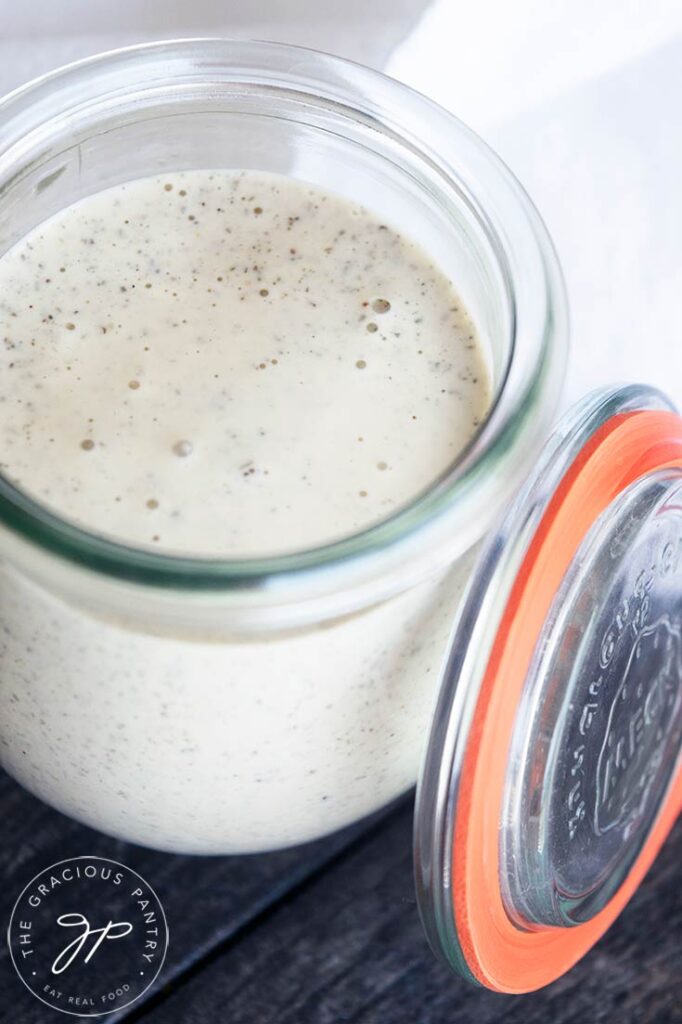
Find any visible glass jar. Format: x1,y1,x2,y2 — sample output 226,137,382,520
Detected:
1,40,679,993
0,38,565,851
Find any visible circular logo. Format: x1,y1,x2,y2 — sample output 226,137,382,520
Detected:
7,856,169,1016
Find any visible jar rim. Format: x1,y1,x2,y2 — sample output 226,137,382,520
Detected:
0,38,567,601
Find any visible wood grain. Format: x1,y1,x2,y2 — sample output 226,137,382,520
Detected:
0,770,401,1023
0,767,679,1023
127,805,682,1024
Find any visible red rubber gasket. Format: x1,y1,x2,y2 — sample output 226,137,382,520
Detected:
453,409,682,992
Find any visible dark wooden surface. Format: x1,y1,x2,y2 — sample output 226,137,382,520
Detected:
0,768,680,1023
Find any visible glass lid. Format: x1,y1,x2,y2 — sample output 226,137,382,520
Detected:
414,384,682,992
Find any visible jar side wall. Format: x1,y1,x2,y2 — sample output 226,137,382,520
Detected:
0,552,473,853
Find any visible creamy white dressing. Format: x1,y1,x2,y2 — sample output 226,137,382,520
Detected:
0,170,489,556
0,170,490,852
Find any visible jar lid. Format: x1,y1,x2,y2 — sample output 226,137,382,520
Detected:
414,384,682,992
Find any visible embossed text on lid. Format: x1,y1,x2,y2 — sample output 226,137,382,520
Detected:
502,470,682,927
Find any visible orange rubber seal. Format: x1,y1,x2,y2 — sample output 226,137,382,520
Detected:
453,409,682,993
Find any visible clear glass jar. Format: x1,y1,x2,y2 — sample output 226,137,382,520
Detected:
0,39,566,854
